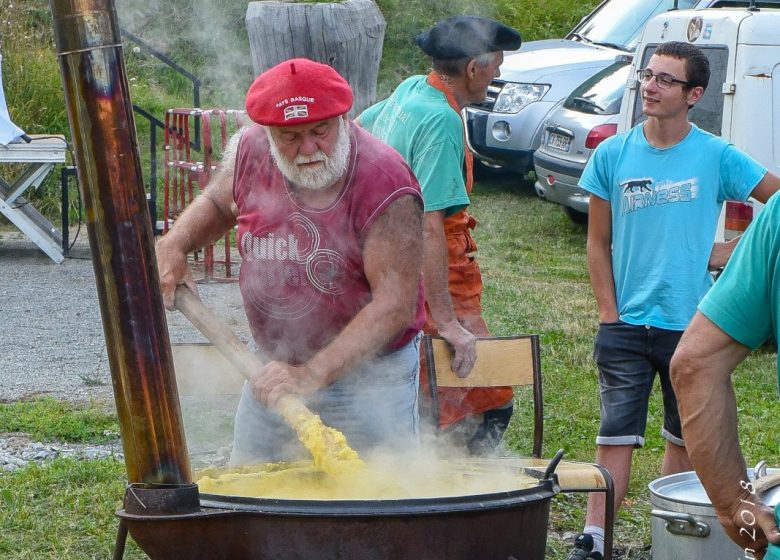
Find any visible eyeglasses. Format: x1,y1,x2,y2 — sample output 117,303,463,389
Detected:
637,68,693,89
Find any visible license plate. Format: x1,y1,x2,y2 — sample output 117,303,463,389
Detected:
546,132,572,152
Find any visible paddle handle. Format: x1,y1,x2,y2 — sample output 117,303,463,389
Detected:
173,285,314,426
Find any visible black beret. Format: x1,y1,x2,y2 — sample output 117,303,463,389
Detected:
415,16,521,60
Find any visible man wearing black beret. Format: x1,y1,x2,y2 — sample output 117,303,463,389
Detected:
359,16,521,454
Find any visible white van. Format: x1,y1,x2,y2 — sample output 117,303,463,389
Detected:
618,6,780,240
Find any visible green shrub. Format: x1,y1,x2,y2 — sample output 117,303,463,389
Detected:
495,0,600,41
1,2,67,135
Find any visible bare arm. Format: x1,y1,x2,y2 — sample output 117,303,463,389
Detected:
709,172,780,270
671,312,780,555
587,195,618,322
422,210,477,377
709,236,740,271
155,131,241,308
256,195,424,405
750,171,780,204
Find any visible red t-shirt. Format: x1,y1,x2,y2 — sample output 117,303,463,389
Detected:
233,123,425,364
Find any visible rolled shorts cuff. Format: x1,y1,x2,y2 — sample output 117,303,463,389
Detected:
596,434,645,447
661,427,685,447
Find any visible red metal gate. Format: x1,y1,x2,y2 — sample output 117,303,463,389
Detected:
163,108,247,282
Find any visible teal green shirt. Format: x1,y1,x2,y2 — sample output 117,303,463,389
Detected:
699,192,780,542
359,76,470,216
699,192,780,375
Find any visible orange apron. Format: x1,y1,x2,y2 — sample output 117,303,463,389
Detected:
421,73,514,428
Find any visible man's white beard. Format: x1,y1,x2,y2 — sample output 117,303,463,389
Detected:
267,118,351,191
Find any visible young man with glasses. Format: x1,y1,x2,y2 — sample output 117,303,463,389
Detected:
569,41,780,559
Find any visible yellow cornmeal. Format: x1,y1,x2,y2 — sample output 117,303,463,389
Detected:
196,460,538,500
288,409,365,475
199,403,536,500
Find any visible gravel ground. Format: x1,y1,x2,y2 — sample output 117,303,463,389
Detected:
0,229,250,405
0,432,124,472
1,229,249,470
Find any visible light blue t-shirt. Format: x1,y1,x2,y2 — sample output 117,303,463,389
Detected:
580,123,766,330
359,76,470,217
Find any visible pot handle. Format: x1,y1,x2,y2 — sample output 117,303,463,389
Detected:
543,449,565,480
651,509,711,538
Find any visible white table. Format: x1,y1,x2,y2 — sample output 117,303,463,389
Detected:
0,135,67,263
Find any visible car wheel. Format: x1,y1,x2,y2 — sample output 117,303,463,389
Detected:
564,206,588,225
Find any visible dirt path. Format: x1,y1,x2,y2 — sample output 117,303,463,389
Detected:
0,230,250,404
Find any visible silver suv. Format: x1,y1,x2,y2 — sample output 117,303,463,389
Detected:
464,0,757,177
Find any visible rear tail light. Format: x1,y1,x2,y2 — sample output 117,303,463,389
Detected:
585,123,618,149
724,200,753,241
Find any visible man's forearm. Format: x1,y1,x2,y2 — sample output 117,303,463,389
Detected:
676,358,747,509
305,292,415,386
587,240,619,322
586,196,618,322
155,159,239,308
672,315,754,524
709,238,740,271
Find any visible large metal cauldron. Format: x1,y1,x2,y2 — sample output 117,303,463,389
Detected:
117,463,559,560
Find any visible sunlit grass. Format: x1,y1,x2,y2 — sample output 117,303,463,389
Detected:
0,398,117,443
0,457,147,560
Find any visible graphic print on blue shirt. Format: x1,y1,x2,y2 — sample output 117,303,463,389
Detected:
620,176,698,216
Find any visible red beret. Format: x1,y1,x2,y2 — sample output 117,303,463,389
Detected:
245,58,353,126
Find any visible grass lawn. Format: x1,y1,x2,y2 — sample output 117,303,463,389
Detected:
1,174,779,559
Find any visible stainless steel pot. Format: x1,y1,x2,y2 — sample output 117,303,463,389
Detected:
649,466,780,560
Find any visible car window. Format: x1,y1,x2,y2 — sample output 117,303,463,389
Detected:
631,44,730,134
574,0,698,51
563,61,632,115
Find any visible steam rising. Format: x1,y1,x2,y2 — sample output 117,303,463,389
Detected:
197,447,538,500
177,336,515,479
116,0,254,108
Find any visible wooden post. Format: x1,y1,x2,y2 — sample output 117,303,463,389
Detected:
246,0,386,116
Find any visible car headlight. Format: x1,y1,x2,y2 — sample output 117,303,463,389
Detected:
493,83,550,114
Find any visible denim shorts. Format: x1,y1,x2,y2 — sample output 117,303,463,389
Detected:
593,321,684,448
230,333,421,466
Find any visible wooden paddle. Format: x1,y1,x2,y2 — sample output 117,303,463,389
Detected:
173,285,364,474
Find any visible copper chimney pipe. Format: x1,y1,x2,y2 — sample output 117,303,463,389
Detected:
49,0,191,484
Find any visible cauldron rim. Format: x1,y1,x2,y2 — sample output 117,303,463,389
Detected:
196,476,557,516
